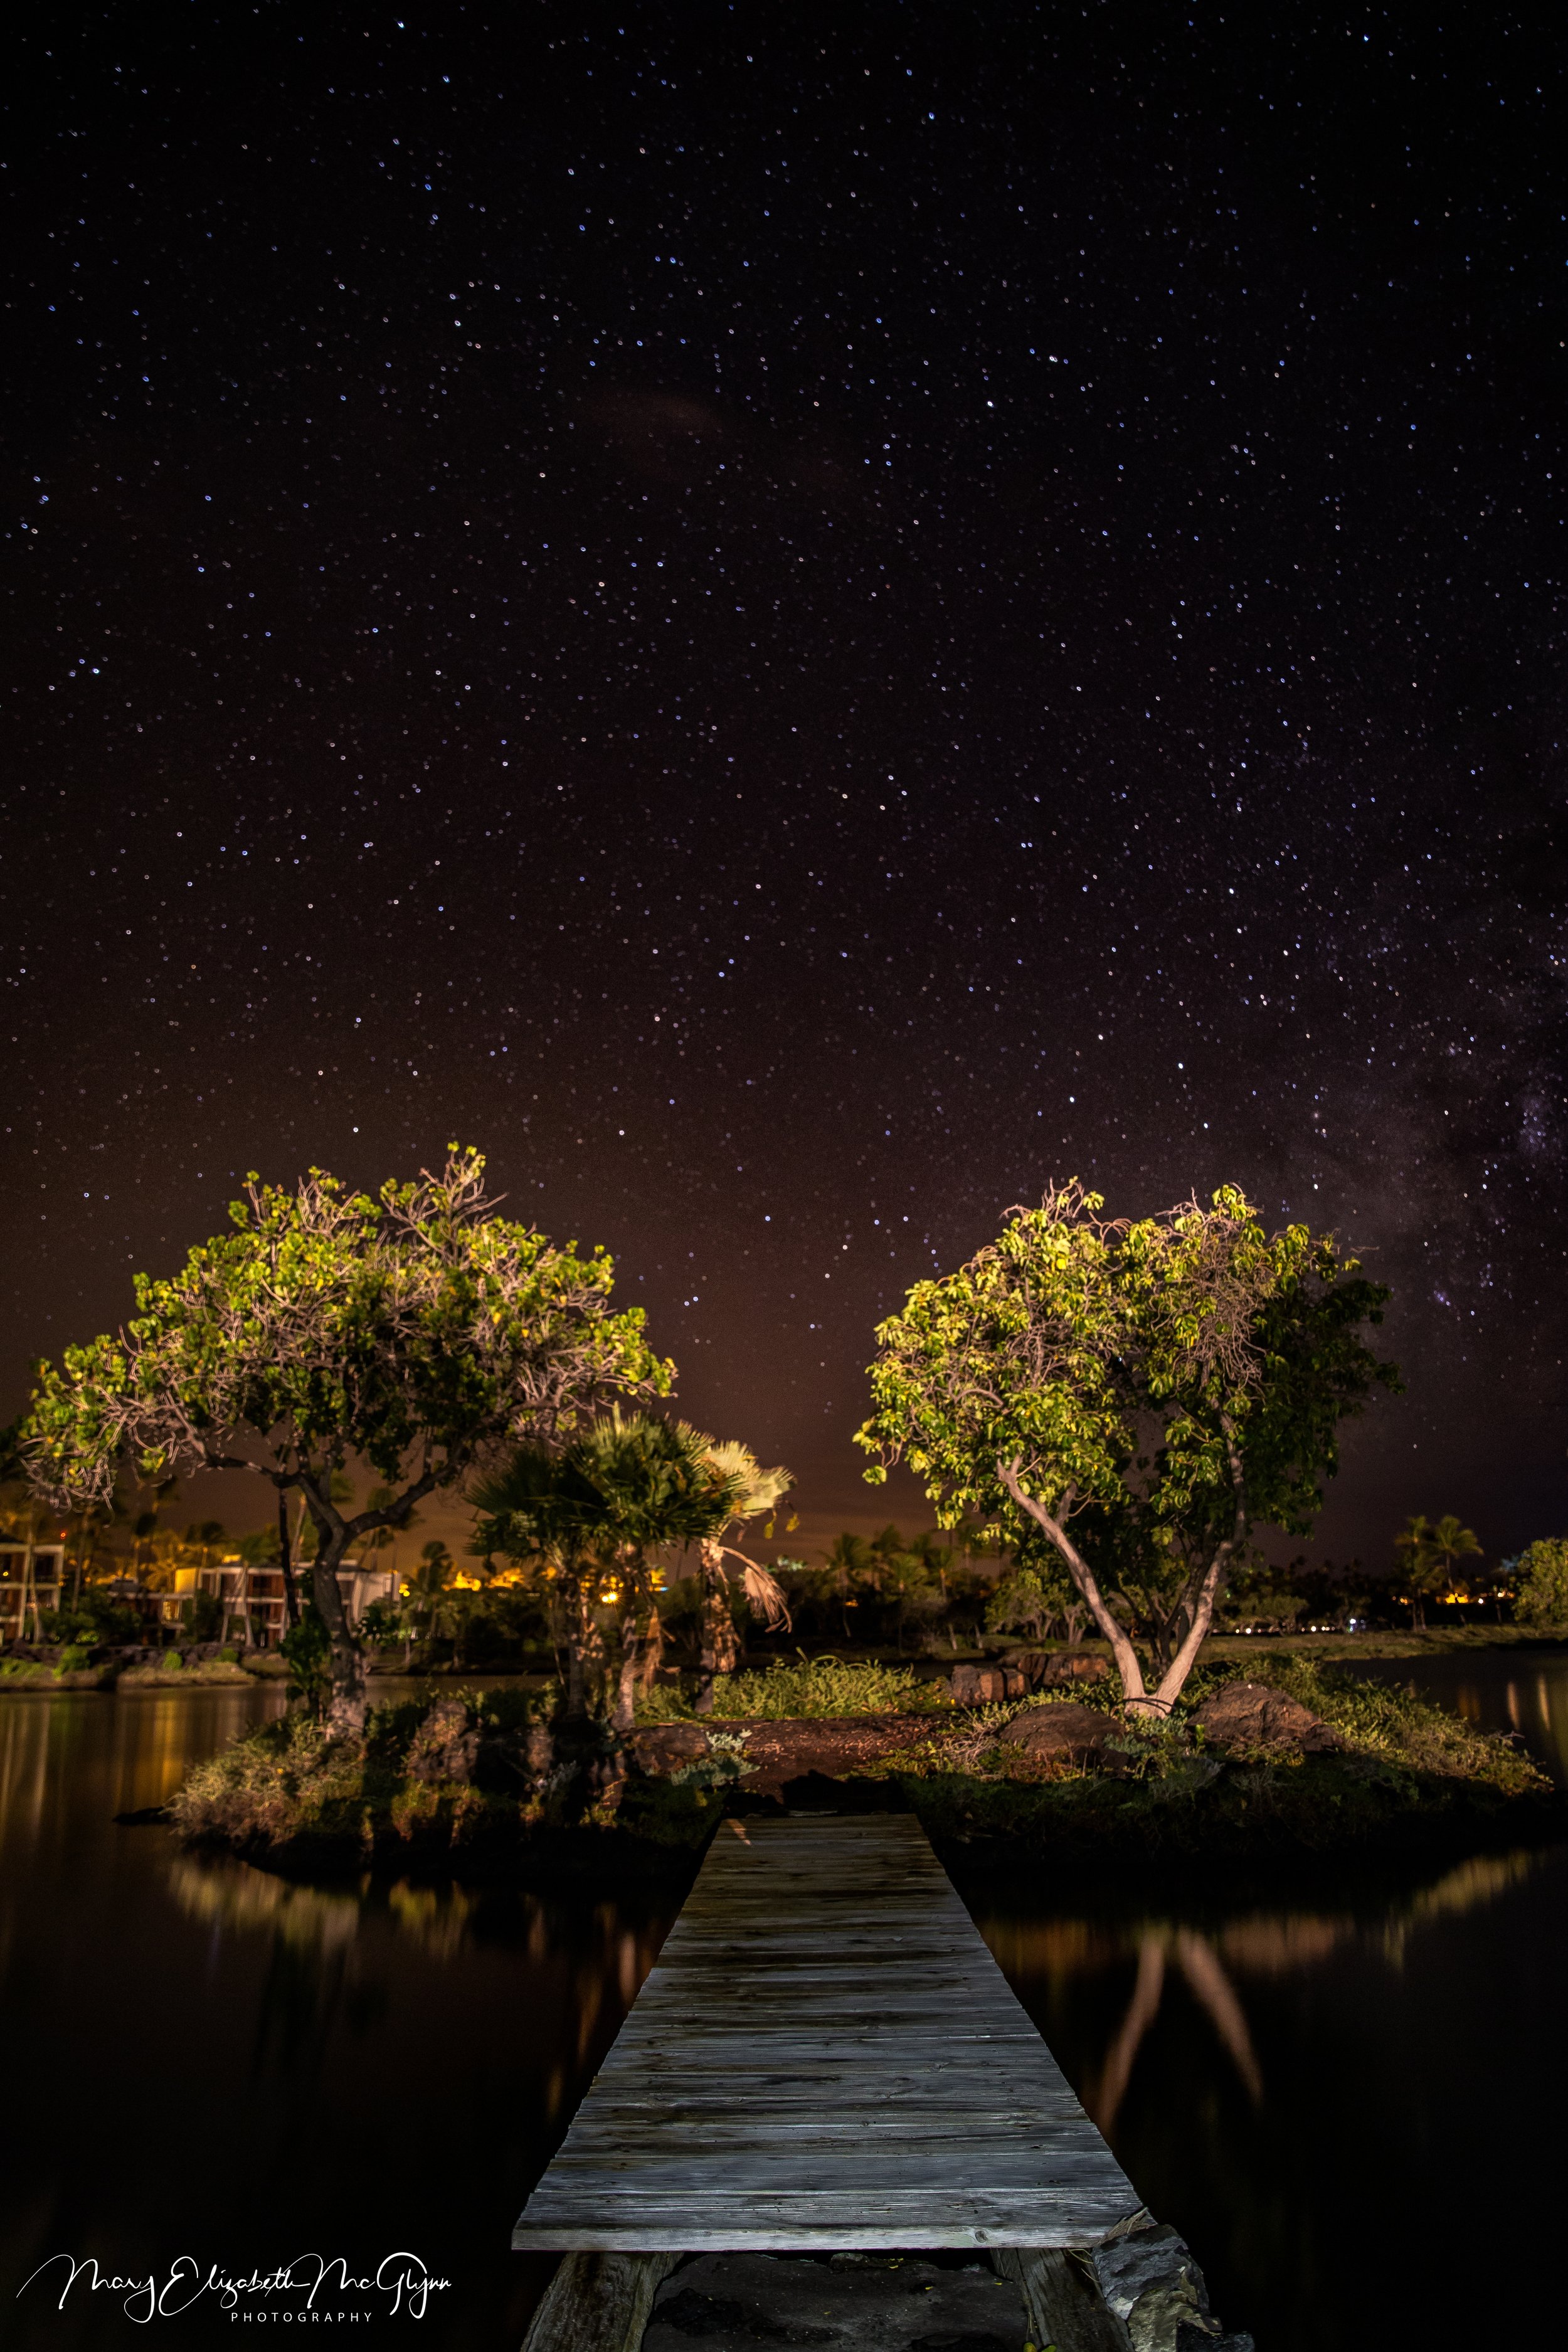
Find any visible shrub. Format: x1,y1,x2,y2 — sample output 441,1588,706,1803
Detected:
1512,1538,1568,1629
57,1644,93,1673
280,1604,331,1714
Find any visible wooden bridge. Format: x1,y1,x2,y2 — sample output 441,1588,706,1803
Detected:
515,1812,1250,2351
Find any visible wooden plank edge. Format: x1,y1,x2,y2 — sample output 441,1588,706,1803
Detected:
512,2222,1146,2254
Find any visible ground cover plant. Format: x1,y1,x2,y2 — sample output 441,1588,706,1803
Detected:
635,1652,948,1720
854,1650,1554,1865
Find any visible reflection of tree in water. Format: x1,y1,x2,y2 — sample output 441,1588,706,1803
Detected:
165,1854,670,2110
981,1846,1545,2129
169,1856,376,2077
1092,1927,1263,2132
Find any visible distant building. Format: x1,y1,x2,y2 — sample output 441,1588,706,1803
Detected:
0,1544,65,1642
166,1557,396,1647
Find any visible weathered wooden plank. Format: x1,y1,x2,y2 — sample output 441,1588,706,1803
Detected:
512,1814,1142,2252
990,2246,1135,2352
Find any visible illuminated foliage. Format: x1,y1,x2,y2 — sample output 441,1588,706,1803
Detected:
856,1181,1398,1713
24,1147,669,1733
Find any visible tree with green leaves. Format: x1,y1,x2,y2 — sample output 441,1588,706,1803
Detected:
1511,1537,1568,1629
23,1148,669,1733
564,1413,744,1730
856,1181,1397,1715
985,1540,1089,1646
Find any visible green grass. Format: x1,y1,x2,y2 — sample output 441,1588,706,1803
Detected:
637,1653,951,1721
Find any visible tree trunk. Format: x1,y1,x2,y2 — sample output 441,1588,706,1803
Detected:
565,1599,587,1722
696,1539,739,1716
1148,1429,1248,1713
313,1545,366,1737
612,1550,652,1734
277,1488,300,1630
613,1609,640,1734
997,1462,1151,1707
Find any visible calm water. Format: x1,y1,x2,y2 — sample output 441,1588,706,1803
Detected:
3,1656,1565,2349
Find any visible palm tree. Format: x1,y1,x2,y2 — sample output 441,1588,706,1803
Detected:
1394,1514,1441,1629
474,1414,741,1729
472,1445,606,1720
1396,1512,1482,1628
1428,1513,1483,1608
569,1414,744,1732
822,1532,873,1638
693,1443,793,1714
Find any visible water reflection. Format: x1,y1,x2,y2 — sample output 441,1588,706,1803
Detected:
0,1688,682,2352
161,1850,669,2128
1347,1645,1568,1784
4,1678,1565,2352
969,1840,1565,2352
1090,1926,1263,2130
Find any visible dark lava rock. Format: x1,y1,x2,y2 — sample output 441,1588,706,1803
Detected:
997,1701,1111,1759
951,1663,1028,1704
405,1697,480,1784
628,1722,712,1774
1190,1681,1342,1754
644,2255,1027,2352
1036,1648,1111,1690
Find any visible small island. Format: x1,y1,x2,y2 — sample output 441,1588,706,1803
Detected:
6,1160,1563,1885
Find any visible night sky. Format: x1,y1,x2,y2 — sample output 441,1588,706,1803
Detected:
6,8,1567,1567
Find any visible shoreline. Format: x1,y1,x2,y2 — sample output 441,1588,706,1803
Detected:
7,1624,1566,1697
155,1648,1567,1888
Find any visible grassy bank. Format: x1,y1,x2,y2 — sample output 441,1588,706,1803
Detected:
881,1654,1560,1869
119,1655,256,1690
162,1651,1561,1878
0,1655,114,1691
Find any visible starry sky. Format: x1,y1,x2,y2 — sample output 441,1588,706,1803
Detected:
6,6,1567,1565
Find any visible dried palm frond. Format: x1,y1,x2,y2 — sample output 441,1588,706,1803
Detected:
704,1440,793,1527
737,1554,792,1631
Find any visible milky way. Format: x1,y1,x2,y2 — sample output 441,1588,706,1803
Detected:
6,9,1567,1560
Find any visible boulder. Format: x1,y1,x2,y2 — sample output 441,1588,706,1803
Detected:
628,1722,711,1775
1015,1647,1111,1691
951,1661,1028,1705
1091,2222,1254,2352
998,1702,1111,1759
405,1697,480,1784
1190,1681,1342,1754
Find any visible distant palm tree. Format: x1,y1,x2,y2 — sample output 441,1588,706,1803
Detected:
693,1443,793,1714
1428,1513,1483,1606
822,1532,873,1637
1396,1512,1482,1628
1394,1514,1439,1629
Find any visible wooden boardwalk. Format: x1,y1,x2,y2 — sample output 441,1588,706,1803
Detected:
512,1813,1144,2252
